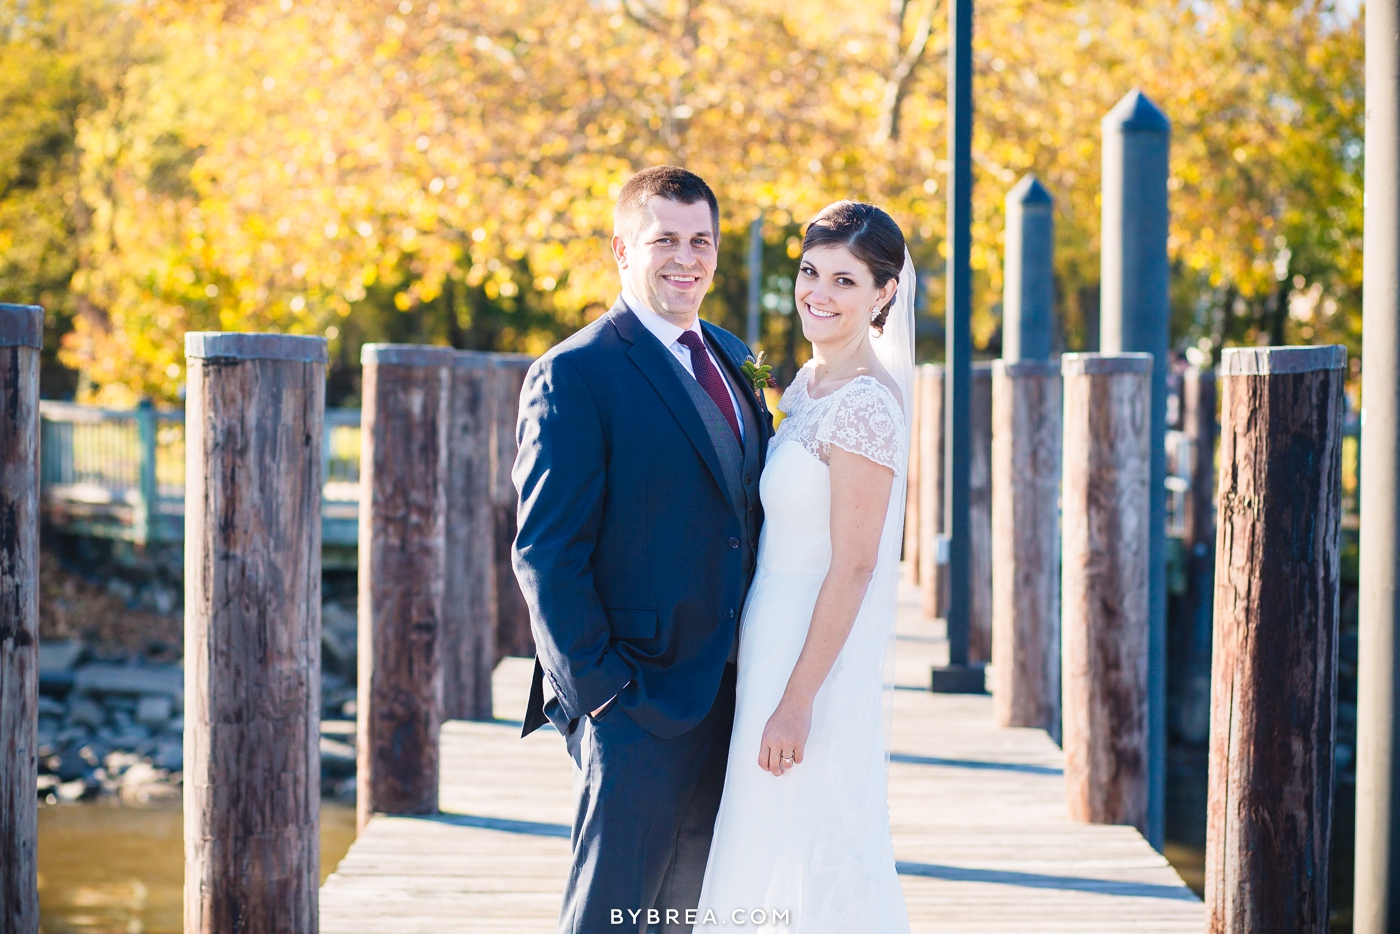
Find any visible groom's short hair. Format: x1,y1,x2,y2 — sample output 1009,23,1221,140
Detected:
614,166,720,245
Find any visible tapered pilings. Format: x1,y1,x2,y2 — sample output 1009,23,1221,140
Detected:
1061,353,1153,834
357,344,451,831
183,332,326,934
991,359,1061,735
1099,88,1171,849
0,304,41,934
1205,346,1344,934
1003,175,1055,364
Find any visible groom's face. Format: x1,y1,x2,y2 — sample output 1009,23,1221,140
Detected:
612,197,718,325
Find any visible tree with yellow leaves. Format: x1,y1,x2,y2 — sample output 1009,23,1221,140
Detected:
0,0,1363,403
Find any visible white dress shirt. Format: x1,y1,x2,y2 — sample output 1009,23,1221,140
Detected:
622,289,745,443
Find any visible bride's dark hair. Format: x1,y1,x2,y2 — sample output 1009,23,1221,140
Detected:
801,201,906,334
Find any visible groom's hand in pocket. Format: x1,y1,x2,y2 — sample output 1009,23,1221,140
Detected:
759,698,812,776
589,683,629,721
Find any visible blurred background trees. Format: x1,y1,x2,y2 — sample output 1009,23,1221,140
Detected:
0,0,1363,405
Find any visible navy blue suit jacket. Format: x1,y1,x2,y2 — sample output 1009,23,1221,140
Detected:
513,299,773,739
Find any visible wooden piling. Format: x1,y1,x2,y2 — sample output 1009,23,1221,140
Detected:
917,364,946,619
443,351,496,721
0,304,41,934
1061,352,1153,833
1172,366,1217,745
358,344,452,832
491,354,534,661
1100,89,1173,849
183,332,327,934
969,363,993,662
991,359,1062,734
1205,346,1345,934
903,367,922,579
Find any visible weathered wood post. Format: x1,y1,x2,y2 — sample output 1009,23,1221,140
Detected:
992,174,1059,733
1170,366,1216,744
0,304,41,934
442,351,496,721
917,364,946,620
491,354,534,660
1061,352,1153,833
991,359,1061,734
903,367,922,579
968,363,993,662
183,332,326,934
358,344,452,831
1100,88,1172,848
1205,345,1345,934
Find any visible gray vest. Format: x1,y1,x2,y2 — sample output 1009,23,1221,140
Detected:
660,346,763,656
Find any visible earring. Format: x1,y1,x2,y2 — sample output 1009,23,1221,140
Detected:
870,305,880,322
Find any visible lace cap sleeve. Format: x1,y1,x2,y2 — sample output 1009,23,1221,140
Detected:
815,378,905,474
777,366,808,416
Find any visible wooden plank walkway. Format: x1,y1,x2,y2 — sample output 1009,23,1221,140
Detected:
321,578,1203,933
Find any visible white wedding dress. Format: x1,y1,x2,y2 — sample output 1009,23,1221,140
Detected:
694,361,912,933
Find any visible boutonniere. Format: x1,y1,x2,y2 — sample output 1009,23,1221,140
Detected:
741,352,778,399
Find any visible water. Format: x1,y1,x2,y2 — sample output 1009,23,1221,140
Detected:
37,800,357,934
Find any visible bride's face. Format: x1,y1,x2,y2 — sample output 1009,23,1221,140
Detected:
794,245,896,346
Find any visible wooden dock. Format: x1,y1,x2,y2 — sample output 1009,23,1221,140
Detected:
320,580,1203,933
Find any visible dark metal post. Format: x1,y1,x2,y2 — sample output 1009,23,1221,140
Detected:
932,0,976,692
1003,174,1055,363
134,399,157,546
1357,1,1400,926
1099,88,1171,849
747,216,763,348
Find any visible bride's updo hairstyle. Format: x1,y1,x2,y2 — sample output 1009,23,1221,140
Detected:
801,201,906,335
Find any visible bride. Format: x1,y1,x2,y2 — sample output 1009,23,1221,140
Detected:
696,201,913,932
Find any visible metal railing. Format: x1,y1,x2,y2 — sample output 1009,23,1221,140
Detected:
39,401,363,548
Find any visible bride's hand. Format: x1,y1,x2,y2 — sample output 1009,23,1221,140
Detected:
759,698,812,777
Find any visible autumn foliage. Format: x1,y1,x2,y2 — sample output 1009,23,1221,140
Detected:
0,0,1363,404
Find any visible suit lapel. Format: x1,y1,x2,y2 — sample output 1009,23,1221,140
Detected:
703,322,773,469
610,301,732,503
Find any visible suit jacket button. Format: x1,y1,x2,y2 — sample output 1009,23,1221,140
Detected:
728,537,740,549
744,475,753,485
726,607,736,619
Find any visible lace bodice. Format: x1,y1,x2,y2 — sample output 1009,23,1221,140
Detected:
773,366,905,474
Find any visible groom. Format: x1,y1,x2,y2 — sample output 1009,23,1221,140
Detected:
513,165,772,933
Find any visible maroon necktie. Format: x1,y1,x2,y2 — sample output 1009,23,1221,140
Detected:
677,330,742,444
